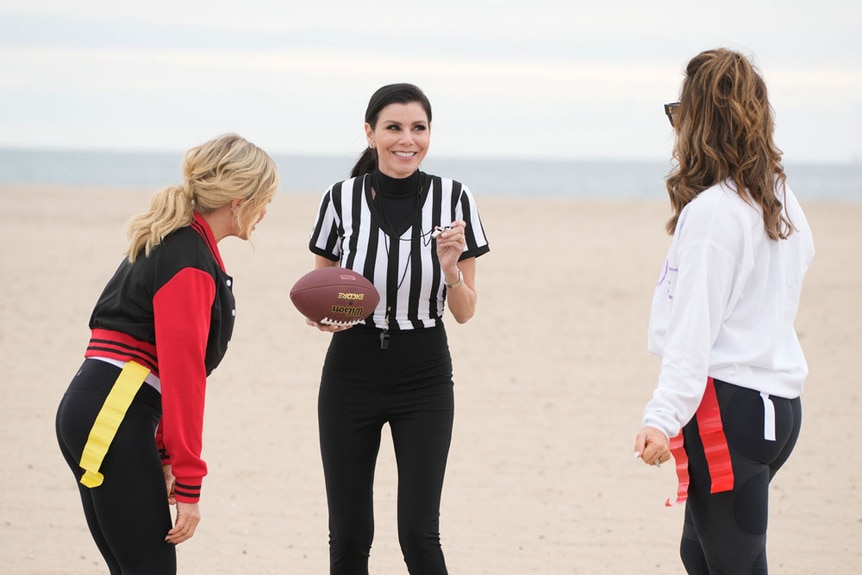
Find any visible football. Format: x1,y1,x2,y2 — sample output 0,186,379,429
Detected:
289,267,380,325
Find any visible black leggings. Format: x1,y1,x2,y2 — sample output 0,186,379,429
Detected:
55,359,176,575
318,324,454,575
680,379,802,574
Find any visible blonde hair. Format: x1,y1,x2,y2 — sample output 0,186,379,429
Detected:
666,48,794,240
126,134,279,261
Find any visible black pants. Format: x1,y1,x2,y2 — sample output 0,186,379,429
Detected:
55,359,176,575
318,324,454,575
680,379,802,574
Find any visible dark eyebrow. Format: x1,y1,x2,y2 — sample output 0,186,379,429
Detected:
381,119,428,127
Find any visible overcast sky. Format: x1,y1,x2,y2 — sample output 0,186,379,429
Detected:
1,0,860,163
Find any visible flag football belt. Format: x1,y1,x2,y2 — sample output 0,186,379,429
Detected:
79,360,151,488
666,377,735,506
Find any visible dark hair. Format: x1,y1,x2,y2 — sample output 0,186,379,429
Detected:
665,48,792,240
350,83,433,178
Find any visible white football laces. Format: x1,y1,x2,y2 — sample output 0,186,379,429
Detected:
319,317,363,327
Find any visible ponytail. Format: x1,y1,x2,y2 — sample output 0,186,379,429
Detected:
350,147,378,178
126,184,195,262
125,133,278,261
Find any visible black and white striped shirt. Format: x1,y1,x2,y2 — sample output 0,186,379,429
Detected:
309,171,490,331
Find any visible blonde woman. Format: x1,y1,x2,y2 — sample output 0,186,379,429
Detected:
56,134,278,574
634,49,815,573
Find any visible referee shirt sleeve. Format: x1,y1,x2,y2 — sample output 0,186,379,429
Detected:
309,185,343,261
456,184,490,260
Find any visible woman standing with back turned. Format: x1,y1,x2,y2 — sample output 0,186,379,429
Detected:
306,83,490,574
633,49,815,573
56,134,279,574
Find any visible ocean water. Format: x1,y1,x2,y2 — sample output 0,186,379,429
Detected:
0,148,859,202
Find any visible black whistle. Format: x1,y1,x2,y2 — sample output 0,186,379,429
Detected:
379,331,390,350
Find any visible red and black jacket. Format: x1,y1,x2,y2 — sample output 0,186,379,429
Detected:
85,212,235,503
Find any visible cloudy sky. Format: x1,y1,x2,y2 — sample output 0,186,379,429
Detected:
1,0,860,163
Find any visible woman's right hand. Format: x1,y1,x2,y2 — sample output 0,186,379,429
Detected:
633,426,671,467
305,318,354,333
305,257,357,333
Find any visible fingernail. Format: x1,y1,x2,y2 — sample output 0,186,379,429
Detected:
634,451,641,459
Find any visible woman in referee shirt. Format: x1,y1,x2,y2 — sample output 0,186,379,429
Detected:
306,83,490,574
633,49,814,573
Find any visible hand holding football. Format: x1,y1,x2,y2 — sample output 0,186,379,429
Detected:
289,267,380,326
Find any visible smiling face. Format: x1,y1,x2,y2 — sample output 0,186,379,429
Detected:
365,101,431,179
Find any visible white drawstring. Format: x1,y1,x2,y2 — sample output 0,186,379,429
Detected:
760,392,776,441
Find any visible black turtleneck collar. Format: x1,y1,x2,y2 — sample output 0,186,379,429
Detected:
375,170,421,198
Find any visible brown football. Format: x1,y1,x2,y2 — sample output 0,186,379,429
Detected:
289,267,380,325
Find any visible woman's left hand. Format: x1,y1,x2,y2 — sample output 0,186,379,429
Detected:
435,220,467,272
165,501,201,545
163,464,176,505
434,222,478,324
162,463,201,544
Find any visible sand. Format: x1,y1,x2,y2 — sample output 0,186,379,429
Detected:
1,185,860,574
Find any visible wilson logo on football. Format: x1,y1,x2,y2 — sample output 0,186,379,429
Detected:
330,305,364,317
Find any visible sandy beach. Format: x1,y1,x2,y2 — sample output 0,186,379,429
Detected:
1,184,860,574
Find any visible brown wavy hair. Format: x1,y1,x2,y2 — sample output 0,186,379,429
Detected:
126,134,279,261
665,48,794,240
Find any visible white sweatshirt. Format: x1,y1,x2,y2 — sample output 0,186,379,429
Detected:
642,180,815,439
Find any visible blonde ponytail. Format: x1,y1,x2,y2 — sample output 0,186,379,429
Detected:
126,184,195,261
125,134,279,261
